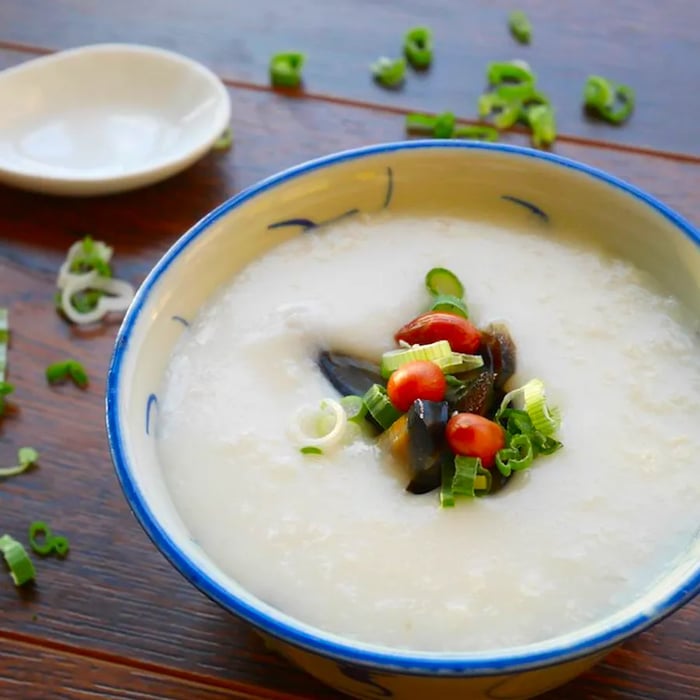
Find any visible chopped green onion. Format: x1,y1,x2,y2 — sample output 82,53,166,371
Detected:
523,378,561,435
0,447,39,478
499,378,561,434
300,446,323,455
0,381,13,417
270,52,305,88
440,456,455,507
339,395,368,423
434,352,484,374
478,93,522,129
495,433,534,477
212,127,233,151
293,398,348,451
487,61,535,88
0,308,12,418
0,534,35,586
527,104,556,147
57,238,134,325
453,125,499,142
425,267,464,298
508,10,532,44
404,27,433,69
433,111,455,138
363,384,403,430
584,75,635,124
28,521,69,558
452,456,491,497
405,113,437,134
46,360,89,389
429,294,469,318
381,340,452,378
371,56,406,88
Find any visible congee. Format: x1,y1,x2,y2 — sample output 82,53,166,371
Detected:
157,215,700,652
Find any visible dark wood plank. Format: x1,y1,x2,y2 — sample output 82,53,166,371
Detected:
0,636,306,699
0,50,698,700
0,0,698,155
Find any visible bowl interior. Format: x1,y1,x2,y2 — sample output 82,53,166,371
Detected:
108,142,700,672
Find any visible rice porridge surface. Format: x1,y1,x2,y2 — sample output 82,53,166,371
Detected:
157,215,700,652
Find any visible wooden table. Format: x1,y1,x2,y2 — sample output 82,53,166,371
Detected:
0,2,698,698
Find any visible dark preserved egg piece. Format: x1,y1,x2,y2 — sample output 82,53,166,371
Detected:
453,370,497,416
480,323,517,390
317,351,384,397
406,399,449,494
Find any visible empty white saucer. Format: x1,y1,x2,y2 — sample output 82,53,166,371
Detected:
0,44,231,196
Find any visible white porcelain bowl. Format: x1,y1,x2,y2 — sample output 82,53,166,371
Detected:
106,142,700,700
0,44,230,195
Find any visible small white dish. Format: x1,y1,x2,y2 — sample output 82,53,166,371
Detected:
0,44,231,196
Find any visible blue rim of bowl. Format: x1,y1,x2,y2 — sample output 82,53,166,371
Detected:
106,140,700,675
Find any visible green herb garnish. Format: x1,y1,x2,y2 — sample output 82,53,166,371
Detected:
0,447,39,478
46,360,89,389
212,127,233,151
404,27,433,69
508,10,532,44
300,446,323,455
270,52,305,88
0,534,35,586
371,56,406,88
28,521,70,557
584,75,635,124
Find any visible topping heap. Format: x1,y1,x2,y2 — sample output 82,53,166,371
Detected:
294,267,563,506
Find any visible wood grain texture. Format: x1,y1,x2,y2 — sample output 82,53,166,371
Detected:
0,635,311,699
0,35,698,700
0,0,699,156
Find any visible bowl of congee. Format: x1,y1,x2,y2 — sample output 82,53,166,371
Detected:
106,141,700,700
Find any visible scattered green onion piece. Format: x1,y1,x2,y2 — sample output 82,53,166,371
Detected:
300,446,323,456
527,104,557,147
46,360,89,389
499,378,560,435
0,381,12,417
0,534,35,586
453,125,499,142
425,267,465,298
68,236,113,278
487,61,535,88
495,433,534,477
523,378,561,436
405,113,437,134
434,352,484,374
583,75,615,110
508,10,532,44
381,340,452,378
28,521,56,556
433,111,455,138
270,52,305,88
452,456,491,497
363,384,402,430
494,80,538,101
212,127,233,151
478,93,521,129
371,56,406,88
440,457,455,507
583,75,635,124
429,294,469,318
0,447,39,478
531,431,563,455
404,27,433,69
339,395,368,423
0,308,12,416
299,398,349,450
